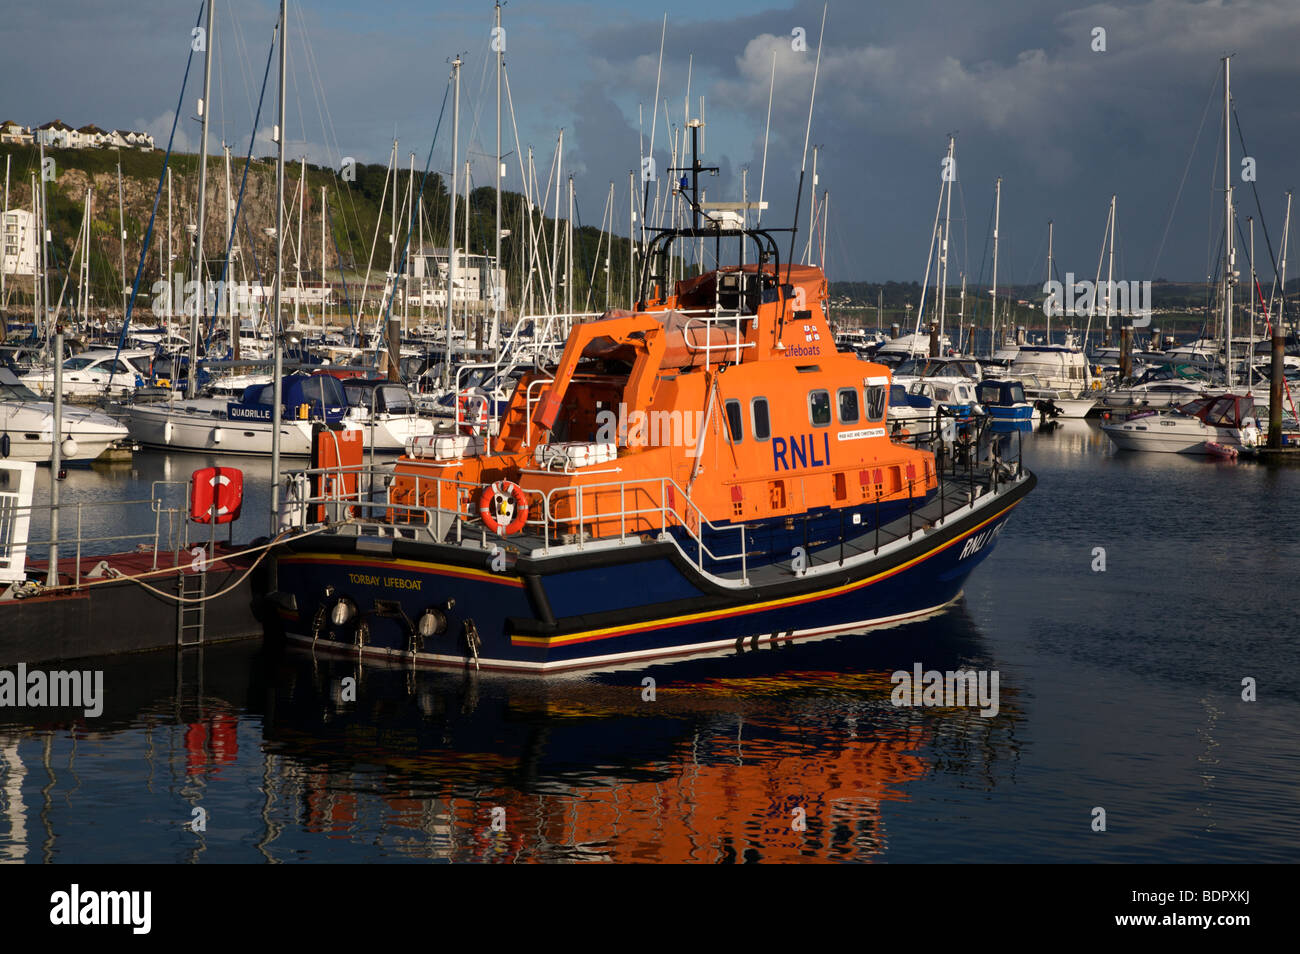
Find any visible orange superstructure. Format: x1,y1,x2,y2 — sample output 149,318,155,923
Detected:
389,257,935,542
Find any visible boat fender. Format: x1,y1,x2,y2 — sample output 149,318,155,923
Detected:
0,433,8,458
479,480,528,536
164,420,174,445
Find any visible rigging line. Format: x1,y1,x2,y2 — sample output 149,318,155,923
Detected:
756,49,776,230
1149,66,1219,278
381,80,452,358
296,4,365,262
107,0,207,394
785,2,827,291
641,14,667,246
325,199,356,335
912,146,948,340
1206,111,1222,281
227,0,256,124
1232,105,1281,284
202,13,279,356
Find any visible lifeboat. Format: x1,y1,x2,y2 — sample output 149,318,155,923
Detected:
263,141,1036,672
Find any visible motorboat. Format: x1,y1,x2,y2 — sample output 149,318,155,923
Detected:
0,367,129,463
1101,393,1261,454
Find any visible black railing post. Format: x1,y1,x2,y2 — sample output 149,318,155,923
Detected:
875,489,880,554
908,480,914,540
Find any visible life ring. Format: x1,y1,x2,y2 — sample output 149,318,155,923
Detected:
478,479,528,535
458,392,490,436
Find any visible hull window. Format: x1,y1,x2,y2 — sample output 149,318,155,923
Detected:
724,399,744,443
837,387,860,424
866,385,887,420
751,397,771,441
809,389,831,427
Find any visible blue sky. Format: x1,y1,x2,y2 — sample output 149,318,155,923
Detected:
4,0,1300,287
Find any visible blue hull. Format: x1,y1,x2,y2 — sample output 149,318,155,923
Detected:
266,472,1035,672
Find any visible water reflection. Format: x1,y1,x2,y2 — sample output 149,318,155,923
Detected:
0,606,1022,863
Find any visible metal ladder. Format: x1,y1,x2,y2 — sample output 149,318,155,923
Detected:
176,569,206,647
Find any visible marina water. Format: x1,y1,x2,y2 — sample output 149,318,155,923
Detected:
1,422,1297,862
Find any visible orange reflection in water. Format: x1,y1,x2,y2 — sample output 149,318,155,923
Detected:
289,668,938,862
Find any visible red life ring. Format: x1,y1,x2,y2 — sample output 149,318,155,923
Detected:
458,392,489,436
478,479,529,535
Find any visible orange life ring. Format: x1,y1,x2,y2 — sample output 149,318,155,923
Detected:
458,392,489,436
479,479,529,535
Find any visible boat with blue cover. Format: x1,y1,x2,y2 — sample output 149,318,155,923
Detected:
124,370,359,457
977,379,1035,431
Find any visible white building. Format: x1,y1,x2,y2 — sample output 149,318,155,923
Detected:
2,209,37,278
27,120,154,151
406,247,506,310
0,121,31,145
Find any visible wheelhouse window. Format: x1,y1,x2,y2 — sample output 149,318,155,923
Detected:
837,387,860,424
724,399,744,442
865,384,888,421
808,389,831,427
751,397,771,441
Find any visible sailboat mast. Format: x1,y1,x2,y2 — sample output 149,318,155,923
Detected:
628,169,635,308
188,0,214,398
444,56,460,382
1248,216,1255,387
116,159,125,323
320,185,326,334
990,177,1001,359
1046,219,1054,341
166,167,172,324
494,0,503,343
1223,55,1235,389
1,155,8,307
38,142,50,349
225,145,237,358
269,0,287,534
1105,194,1116,345
939,136,954,345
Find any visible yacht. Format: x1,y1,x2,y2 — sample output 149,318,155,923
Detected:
124,371,361,457
0,368,129,463
1101,394,1261,454
20,349,157,400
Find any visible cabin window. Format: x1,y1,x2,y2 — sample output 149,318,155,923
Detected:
837,388,860,424
724,399,744,443
808,389,831,427
865,385,887,421
751,398,771,441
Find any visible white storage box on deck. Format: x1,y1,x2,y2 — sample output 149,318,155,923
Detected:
533,441,616,469
407,434,486,460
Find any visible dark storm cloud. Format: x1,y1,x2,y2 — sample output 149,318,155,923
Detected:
4,0,1299,283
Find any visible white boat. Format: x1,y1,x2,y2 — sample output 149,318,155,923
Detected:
340,379,438,452
124,371,361,457
20,348,156,399
1101,394,1261,455
0,368,129,463
874,331,953,358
